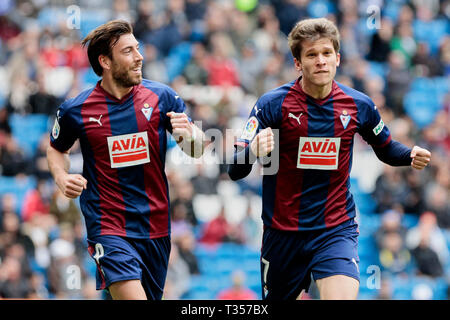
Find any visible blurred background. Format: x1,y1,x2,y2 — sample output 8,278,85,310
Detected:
0,0,449,300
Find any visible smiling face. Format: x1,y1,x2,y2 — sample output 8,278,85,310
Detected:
294,37,340,89
107,33,143,88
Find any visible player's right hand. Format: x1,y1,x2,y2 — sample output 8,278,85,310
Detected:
56,173,87,199
251,128,274,157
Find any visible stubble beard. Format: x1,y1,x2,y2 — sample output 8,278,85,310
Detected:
111,61,142,88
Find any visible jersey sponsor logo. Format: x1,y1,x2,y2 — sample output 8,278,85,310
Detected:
52,117,60,139
141,103,154,121
340,110,351,129
288,112,302,126
107,132,150,168
241,116,258,140
373,119,384,136
297,137,341,170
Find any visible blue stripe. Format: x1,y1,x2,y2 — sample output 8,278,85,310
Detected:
106,96,151,237
298,98,335,229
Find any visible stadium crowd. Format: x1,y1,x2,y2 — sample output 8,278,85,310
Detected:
0,0,449,299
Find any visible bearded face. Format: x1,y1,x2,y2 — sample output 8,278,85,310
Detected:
111,58,142,87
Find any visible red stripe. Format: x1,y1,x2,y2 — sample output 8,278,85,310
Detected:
271,80,307,230
299,158,336,165
133,84,169,238
112,151,147,163
111,148,147,156
323,84,356,227
82,88,127,236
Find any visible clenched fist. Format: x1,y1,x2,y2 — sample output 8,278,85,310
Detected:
410,146,431,170
251,128,274,157
56,173,87,199
167,112,194,143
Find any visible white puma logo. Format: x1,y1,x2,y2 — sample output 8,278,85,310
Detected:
288,112,302,125
352,258,359,272
89,115,102,126
254,105,261,116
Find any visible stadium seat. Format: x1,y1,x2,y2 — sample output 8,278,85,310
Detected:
403,91,441,129
9,113,50,157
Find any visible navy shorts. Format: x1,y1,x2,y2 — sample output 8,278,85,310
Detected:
260,218,360,300
87,235,171,300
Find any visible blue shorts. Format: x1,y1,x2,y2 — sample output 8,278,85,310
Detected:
87,235,171,300
260,218,360,300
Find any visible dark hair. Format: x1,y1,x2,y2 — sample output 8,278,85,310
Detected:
288,18,340,61
81,20,133,76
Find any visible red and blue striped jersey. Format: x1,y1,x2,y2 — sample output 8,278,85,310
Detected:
50,79,186,239
236,77,391,231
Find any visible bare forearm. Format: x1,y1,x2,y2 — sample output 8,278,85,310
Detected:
47,145,70,184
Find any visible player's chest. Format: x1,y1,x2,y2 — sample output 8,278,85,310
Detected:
280,101,357,139
279,102,357,170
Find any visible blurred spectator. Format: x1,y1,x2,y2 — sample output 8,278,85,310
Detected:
182,42,209,85
0,211,35,260
49,189,81,228
378,229,412,275
0,134,29,176
372,165,407,214
0,255,32,298
163,243,191,299
174,229,200,275
411,42,443,77
367,18,394,62
28,71,62,115
406,211,449,275
204,32,240,87
385,50,411,115
199,204,242,245
21,179,51,222
216,270,257,300
31,133,52,180
375,209,408,250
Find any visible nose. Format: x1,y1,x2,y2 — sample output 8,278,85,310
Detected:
316,53,326,65
135,48,143,62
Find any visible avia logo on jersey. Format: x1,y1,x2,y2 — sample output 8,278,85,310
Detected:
107,132,150,168
297,137,341,170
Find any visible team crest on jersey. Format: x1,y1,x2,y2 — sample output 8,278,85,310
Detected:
340,110,351,129
107,132,150,168
241,116,259,140
141,103,154,121
297,137,341,170
52,117,60,139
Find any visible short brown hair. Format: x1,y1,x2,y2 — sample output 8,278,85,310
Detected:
81,20,133,76
288,18,340,61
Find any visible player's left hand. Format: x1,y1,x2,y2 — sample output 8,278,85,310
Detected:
167,112,193,143
410,146,431,170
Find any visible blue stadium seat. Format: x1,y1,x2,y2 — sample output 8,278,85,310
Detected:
9,113,50,157
0,175,37,214
403,91,441,129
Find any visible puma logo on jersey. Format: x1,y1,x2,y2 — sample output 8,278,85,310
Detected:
352,258,359,273
288,112,302,125
107,132,150,168
89,115,102,126
297,137,341,170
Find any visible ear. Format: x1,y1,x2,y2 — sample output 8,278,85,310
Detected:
336,52,341,67
98,55,111,71
294,58,302,72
